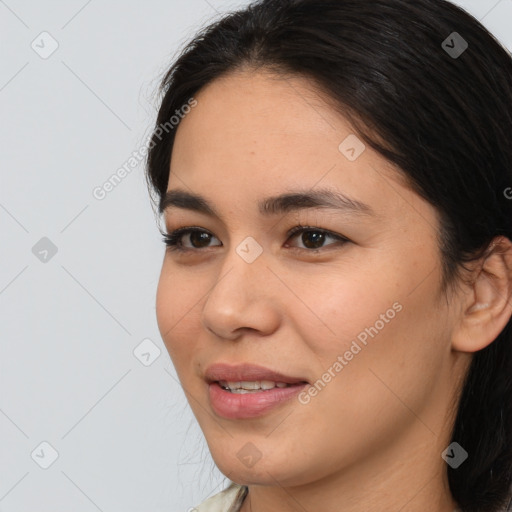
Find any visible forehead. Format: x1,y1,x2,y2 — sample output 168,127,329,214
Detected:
173,69,347,162
167,69,423,224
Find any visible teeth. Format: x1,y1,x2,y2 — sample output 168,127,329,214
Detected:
218,380,292,392
240,380,261,390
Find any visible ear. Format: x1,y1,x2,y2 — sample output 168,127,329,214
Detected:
452,236,512,353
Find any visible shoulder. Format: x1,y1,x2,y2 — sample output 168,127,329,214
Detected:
193,482,248,512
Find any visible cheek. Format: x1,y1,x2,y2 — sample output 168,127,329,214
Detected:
155,264,201,361
287,265,403,359
294,259,445,396
307,272,448,419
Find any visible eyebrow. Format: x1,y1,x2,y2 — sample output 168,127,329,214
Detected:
160,187,376,219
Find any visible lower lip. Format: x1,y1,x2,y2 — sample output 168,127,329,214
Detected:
208,382,308,419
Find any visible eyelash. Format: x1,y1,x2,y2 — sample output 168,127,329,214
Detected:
161,224,349,254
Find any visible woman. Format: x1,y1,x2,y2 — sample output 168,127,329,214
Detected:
145,0,512,510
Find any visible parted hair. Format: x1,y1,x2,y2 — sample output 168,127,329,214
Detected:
144,1,512,510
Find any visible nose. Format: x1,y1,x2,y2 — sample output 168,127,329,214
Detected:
200,243,281,341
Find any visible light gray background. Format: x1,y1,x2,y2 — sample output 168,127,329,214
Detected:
0,1,510,511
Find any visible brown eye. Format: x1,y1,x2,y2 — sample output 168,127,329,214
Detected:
299,231,326,249
286,226,349,251
188,231,214,248
162,228,222,251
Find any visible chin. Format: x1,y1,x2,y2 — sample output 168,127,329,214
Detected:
210,445,317,487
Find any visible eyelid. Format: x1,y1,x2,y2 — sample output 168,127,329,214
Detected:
285,225,349,251
162,226,222,250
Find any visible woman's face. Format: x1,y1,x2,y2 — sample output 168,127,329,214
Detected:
156,69,464,488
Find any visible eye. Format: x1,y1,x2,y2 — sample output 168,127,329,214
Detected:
161,225,349,253
285,225,349,251
162,227,221,251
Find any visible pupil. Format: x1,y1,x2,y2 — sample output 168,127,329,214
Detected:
191,231,211,248
302,231,324,249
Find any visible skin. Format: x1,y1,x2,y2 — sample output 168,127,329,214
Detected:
155,68,512,512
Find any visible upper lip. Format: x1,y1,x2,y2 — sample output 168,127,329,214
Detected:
205,363,309,384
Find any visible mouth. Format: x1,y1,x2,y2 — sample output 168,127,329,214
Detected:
204,363,309,419
204,362,309,386
216,379,305,393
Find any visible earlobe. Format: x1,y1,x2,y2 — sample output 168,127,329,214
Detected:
452,236,512,353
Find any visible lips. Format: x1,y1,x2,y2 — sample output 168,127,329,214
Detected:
205,363,309,419
204,363,310,418
204,362,309,386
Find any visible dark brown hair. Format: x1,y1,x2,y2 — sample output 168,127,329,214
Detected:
145,1,512,509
